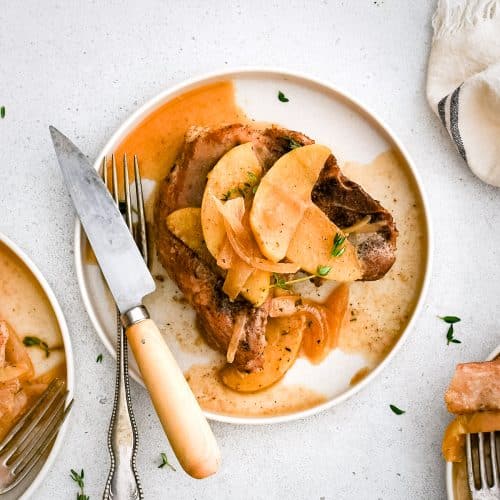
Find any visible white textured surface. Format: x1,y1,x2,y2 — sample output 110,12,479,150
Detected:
0,1,499,498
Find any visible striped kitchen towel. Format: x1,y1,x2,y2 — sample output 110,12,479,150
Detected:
427,0,500,186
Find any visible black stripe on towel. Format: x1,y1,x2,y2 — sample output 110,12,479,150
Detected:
437,94,448,129
449,85,467,162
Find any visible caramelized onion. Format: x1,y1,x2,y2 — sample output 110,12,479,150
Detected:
226,314,247,364
213,195,300,274
268,284,349,363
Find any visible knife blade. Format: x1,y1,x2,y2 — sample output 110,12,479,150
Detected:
49,126,155,313
50,126,220,479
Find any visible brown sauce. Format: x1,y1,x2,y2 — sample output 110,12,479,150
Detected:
338,150,427,363
113,81,246,184
0,241,67,437
350,366,371,386
185,363,326,418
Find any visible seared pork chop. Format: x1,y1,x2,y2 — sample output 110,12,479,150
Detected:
155,124,397,371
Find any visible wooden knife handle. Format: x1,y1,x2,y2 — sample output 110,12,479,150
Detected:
126,318,220,479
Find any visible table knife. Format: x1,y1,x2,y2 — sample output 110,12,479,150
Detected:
49,126,220,479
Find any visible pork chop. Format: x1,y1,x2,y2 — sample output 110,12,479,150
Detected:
155,124,397,371
445,359,500,414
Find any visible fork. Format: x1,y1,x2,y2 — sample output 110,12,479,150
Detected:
0,378,72,494
466,432,499,499
103,154,145,500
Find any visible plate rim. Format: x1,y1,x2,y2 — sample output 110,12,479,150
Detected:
73,66,433,425
445,343,500,499
0,231,75,499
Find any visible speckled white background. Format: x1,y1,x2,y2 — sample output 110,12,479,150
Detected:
1,0,499,498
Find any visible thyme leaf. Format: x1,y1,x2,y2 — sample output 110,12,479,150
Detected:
439,315,461,324
23,336,50,357
288,137,302,150
446,324,461,345
316,265,331,277
389,404,405,415
0,106,5,119
331,232,347,257
96,353,103,363
278,91,289,102
158,452,176,472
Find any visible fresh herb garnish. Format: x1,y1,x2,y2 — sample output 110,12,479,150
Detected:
23,336,50,357
158,452,176,472
389,404,405,415
439,316,461,324
446,324,461,345
331,233,346,257
221,189,235,201
316,265,331,277
271,266,332,290
288,137,302,150
272,273,290,290
220,172,259,201
96,353,103,363
70,469,89,500
278,91,289,103
0,106,5,119
247,171,258,184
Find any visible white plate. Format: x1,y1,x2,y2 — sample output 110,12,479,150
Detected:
74,68,432,424
446,344,500,500
0,232,74,499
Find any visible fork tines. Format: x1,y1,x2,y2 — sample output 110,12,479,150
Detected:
102,154,148,261
466,431,499,497
0,378,72,493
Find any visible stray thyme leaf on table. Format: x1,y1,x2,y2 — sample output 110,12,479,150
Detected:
158,452,176,472
23,335,50,357
439,315,461,324
70,469,89,500
0,106,5,119
96,353,103,363
277,90,289,102
446,324,461,345
389,404,405,415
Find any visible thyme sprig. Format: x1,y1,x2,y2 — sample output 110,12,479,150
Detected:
220,171,260,201
270,265,331,290
70,469,89,500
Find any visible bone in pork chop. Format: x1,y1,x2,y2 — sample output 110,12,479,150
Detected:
154,124,397,372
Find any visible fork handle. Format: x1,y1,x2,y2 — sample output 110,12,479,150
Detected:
104,316,142,499
126,318,221,479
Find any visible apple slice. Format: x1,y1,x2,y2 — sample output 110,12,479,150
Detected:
201,142,262,259
167,204,270,305
220,315,305,392
249,144,331,262
166,207,204,253
286,205,363,281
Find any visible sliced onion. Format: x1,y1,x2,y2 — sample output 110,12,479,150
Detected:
213,195,299,274
0,364,31,383
217,238,235,270
226,314,247,363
